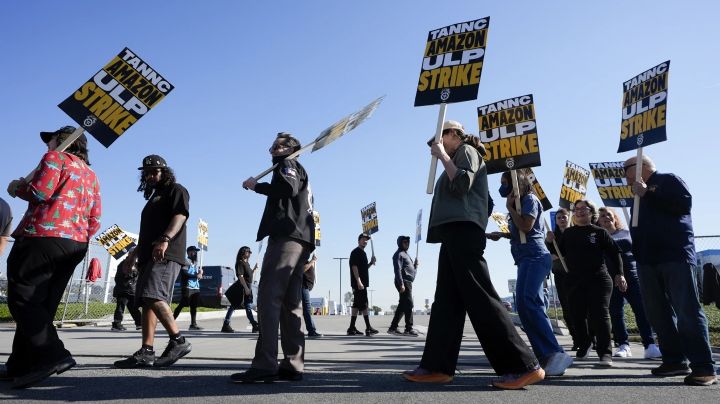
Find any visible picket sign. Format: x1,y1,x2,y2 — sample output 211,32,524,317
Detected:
511,170,526,244
631,147,643,227
426,103,448,194
543,217,568,273
23,127,85,182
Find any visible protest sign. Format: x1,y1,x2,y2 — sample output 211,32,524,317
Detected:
313,211,321,247
95,224,136,260
520,167,552,211
253,97,383,181
415,209,422,243
361,202,379,235
490,212,509,233
589,162,634,208
59,47,174,148
414,17,490,107
478,94,541,174
559,161,590,210
618,61,669,153
197,219,208,251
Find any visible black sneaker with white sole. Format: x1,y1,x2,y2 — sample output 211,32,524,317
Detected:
114,348,156,368
153,339,192,367
651,362,691,377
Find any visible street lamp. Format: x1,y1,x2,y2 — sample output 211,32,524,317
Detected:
333,257,347,314
368,289,375,311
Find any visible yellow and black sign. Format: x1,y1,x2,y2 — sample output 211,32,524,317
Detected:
414,17,489,107
59,47,174,148
361,202,379,235
313,211,321,247
618,60,669,152
197,219,208,251
478,94,541,174
589,161,634,208
96,224,136,260
520,168,552,211
559,161,590,210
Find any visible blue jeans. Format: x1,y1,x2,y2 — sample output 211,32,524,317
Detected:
224,298,257,326
609,270,655,347
637,262,715,375
516,252,563,361
302,287,317,333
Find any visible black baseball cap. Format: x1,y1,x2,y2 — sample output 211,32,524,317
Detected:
358,233,371,241
138,154,168,170
40,126,76,144
187,246,201,252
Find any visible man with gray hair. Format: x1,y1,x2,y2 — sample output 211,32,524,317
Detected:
624,155,716,386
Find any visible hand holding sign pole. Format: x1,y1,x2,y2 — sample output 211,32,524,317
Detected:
510,170,526,244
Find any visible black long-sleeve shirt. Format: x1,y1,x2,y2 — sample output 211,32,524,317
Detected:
559,224,623,278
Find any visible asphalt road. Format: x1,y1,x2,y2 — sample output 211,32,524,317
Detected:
1,314,718,403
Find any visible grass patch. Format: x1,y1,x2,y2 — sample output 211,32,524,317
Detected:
0,302,224,322
547,304,720,346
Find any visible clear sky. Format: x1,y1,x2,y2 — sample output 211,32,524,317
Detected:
1,0,719,312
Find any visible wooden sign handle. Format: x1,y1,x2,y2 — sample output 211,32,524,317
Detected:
426,103,447,194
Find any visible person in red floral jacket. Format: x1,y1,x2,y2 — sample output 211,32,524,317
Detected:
3,126,101,389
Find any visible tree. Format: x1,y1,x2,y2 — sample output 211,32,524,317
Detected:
372,305,382,315
390,304,398,312
344,291,353,305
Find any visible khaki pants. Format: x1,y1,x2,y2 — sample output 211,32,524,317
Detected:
251,236,311,372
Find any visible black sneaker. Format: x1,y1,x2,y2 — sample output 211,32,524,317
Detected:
251,324,259,333
576,345,590,360
189,324,204,331
651,362,691,377
221,323,235,333
114,348,156,368
154,339,192,367
278,367,303,381
403,329,419,337
683,373,718,386
365,327,379,336
387,327,403,335
347,327,363,336
230,368,278,384
135,324,142,331
307,331,323,338
111,323,126,331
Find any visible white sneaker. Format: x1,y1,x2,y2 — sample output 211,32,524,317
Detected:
544,352,574,376
613,344,632,358
644,343,662,359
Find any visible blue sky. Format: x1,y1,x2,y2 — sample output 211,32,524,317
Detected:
2,0,719,311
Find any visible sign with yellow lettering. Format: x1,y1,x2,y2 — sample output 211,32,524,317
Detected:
520,168,552,211
589,162,634,208
479,94,541,174
559,161,590,211
361,202,379,235
197,219,208,251
59,47,174,148
618,61,669,152
414,17,489,107
96,224,136,260
313,211,321,247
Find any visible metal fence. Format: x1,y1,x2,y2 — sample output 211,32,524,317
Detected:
1,239,118,324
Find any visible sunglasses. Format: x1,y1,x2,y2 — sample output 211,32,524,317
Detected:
269,143,289,152
623,163,636,172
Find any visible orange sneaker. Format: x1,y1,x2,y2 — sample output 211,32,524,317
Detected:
491,367,545,390
402,368,453,384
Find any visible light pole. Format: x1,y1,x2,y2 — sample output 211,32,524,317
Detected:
368,289,375,311
333,257,347,314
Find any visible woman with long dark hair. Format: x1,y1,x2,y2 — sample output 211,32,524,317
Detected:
222,246,259,333
403,121,543,390
4,126,101,388
488,172,573,376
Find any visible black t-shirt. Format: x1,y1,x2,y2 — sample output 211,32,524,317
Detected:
559,224,621,277
303,264,316,290
137,183,190,266
349,246,369,289
235,260,253,284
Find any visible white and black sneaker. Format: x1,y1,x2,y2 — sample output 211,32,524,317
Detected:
154,338,192,367
114,348,156,368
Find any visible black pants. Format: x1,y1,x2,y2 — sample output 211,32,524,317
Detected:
552,262,578,345
420,222,538,376
173,291,201,324
6,237,87,376
114,294,141,325
390,281,414,330
568,271,613,357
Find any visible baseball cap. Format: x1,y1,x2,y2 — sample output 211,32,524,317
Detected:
358,233,371,241
187,246,201,252
138,154,168,170
40,126,76,144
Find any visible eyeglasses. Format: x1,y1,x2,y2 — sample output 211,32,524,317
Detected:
574,206,590,212
623,163,636,172
556,215,569,220
269,143,289,152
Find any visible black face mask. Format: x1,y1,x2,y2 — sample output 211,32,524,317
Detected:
499,183,512,198
272,155,287,164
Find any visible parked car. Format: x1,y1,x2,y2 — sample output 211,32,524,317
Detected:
172,265,235,308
